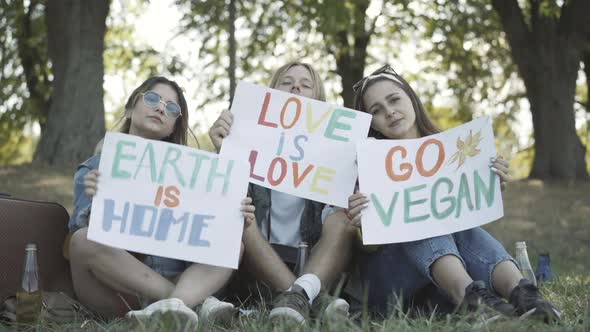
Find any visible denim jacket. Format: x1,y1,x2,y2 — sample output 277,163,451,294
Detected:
68,154,101,232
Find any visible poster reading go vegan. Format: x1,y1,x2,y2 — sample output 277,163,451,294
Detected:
357,117,504,244
87,132,250,269
220,81,371,208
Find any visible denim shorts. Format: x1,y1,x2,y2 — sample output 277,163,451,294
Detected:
361,227,517,315
142,255,191,279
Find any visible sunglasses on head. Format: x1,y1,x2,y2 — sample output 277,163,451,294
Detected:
352,64,401,94
141,91,182,119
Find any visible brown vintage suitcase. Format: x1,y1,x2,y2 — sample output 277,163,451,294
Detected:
0,194,74,300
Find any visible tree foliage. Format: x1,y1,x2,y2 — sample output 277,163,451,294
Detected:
175,0,293,110
0,0,171,163
176,0,418,108
414,1,523,137
103,0,164,122
288,0,385,107
0,0,50,164
412,0,589,179
1,0,588,178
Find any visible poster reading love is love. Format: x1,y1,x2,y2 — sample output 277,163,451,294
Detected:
87,132,250,269
220,81,371,207
357,117,504,244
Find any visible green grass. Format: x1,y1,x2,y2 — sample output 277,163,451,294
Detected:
6,276,590,332
1,165,589,331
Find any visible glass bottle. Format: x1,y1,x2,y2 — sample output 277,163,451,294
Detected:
293,242,309,277
16,243,43,326
515,241,537,286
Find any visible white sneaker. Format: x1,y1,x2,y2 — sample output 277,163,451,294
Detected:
324,298,350,318
311,292,350,320
126,298,199,328
199,296,235,325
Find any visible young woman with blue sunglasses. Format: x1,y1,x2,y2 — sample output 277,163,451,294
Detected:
68,77,255,327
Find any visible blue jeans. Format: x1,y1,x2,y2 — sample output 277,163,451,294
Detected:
361,227,517,315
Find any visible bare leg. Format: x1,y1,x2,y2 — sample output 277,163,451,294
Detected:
431,255,473,304
169,264,232,307
171,242,245,307
242,221,295,291
303,210,357,288
69,228,175,317
70,240,131,318
492,261,522,298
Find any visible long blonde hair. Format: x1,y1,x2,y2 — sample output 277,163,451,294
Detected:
269,62,327,102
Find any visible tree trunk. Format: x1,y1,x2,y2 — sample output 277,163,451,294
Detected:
526,40,587,179
228,0,237,103
492,0,589,180
15,0,51,132
33,0,109,166
337,55,365,108
526,65,586,179
584,47,590,111
333,0,372,108
583,45,590,169
528,34,588,179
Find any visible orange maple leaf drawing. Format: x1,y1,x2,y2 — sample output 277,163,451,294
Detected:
448,130,483,170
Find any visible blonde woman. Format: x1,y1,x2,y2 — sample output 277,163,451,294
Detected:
209,62,353,324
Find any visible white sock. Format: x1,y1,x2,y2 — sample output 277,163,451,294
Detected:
288,273,321,304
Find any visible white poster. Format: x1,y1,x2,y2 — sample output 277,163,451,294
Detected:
357,117,504,244
87,132,250,269
220,81,371,207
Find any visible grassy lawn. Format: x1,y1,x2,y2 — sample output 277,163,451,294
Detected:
1,164,589,331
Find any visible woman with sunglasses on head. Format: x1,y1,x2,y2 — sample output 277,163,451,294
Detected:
68,77,256,327
209,62,354,324
339,65,560,321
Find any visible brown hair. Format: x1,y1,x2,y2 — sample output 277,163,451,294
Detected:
118,76,196,146
353,74,439,139
269,62,327,102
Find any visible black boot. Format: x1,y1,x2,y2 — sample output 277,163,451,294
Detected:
509,278,561,322
456,280,516,317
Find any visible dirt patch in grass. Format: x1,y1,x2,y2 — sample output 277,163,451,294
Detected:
0,164,75,212
484,179,590,275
